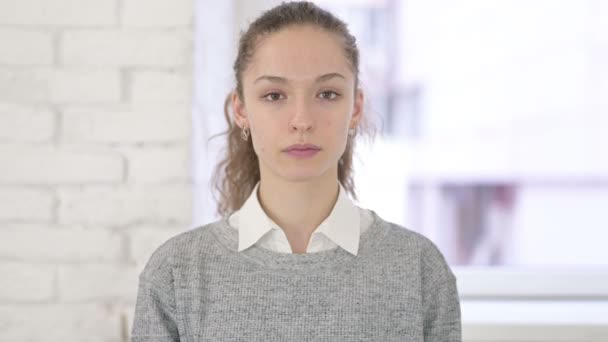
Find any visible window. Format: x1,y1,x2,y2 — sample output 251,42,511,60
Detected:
317,0,608,269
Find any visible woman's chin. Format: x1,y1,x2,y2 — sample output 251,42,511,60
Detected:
262,158,336,183
278,166,338,183
280,173,322,183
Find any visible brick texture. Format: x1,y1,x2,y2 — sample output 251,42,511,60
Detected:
0,0,194,340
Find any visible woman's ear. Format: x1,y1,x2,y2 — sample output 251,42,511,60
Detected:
350,88,364,128
231,91,248,128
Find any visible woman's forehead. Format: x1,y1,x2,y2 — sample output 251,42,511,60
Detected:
244,26,354,83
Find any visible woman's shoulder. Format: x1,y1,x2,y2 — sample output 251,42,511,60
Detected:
372,212,439,252
138,218,225,281
373,212,456,282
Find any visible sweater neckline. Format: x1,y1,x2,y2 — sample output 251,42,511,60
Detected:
211,209,389,272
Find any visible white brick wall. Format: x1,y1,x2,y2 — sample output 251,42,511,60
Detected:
57,185,192,225
0,304,123,342
57,264,140,302
122,0,193,28
127,224,187,265
0,263,54,302
0,68,122,103
0,189,54,221
0,103,55,142
0,29,53,66
122,146,191,183
61,30,191,67
0,225,124,261
0,146,124,184
132,70,192,103
61,106,190,143
0,0,194,340
0,0,117,27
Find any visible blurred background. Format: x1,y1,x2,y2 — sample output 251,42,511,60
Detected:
1,0,607,341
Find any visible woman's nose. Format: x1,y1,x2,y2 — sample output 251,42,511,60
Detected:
289,101,314,133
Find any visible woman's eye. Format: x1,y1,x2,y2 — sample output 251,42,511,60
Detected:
318,90,339,100
262,92,285,102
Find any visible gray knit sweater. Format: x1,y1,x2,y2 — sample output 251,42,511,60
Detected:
131,210,461,341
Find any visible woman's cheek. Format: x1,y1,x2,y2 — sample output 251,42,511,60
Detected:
323,117,334,129
252,132,277,155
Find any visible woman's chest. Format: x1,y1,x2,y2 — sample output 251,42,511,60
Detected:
174,263,424,341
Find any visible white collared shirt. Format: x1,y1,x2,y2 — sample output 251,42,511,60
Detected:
228,181,374,255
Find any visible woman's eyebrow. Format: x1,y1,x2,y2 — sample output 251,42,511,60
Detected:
253,72,346,84
316,72,345,82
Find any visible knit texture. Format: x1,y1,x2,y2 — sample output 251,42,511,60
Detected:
131,210,461,341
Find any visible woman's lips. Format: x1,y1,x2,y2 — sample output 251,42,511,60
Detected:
285,149,319,158
283,144,321,158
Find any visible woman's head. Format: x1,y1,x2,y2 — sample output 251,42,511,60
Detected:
212,1,375,216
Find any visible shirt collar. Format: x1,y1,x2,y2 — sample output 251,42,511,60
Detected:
235,181,361,255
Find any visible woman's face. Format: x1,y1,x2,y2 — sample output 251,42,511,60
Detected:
233,25,363,183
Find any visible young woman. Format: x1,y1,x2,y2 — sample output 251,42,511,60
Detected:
132,2,461,341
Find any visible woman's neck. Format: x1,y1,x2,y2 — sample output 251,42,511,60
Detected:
257,175,340,240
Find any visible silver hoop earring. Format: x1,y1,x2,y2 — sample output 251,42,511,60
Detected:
241,126,249,141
